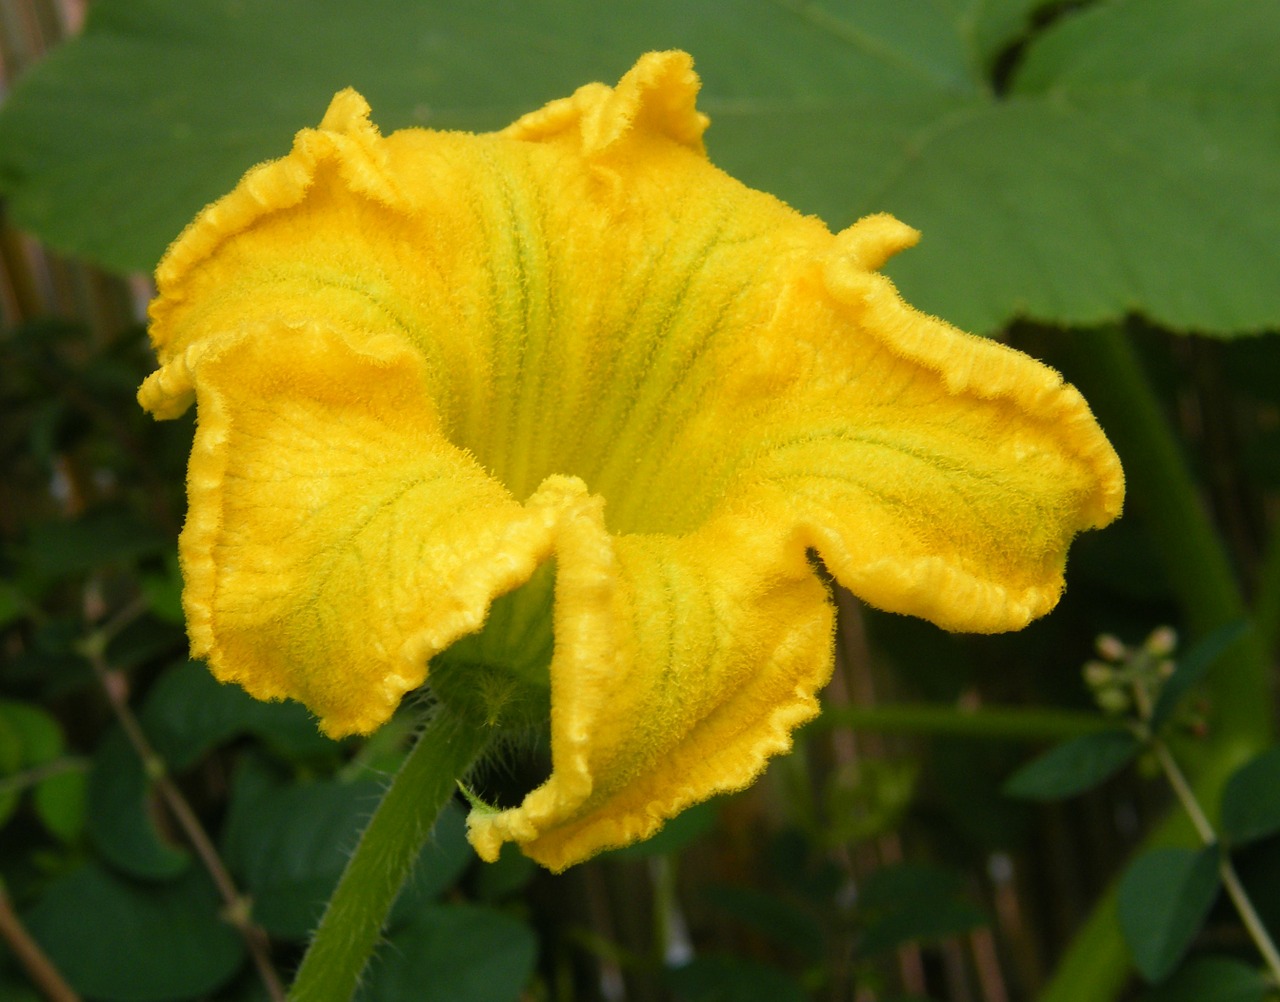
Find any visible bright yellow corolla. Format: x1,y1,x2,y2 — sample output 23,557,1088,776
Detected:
140,51,1123,870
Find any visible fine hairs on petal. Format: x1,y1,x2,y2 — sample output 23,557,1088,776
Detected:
142,50,1123,869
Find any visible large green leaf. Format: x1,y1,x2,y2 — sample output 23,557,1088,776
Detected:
1003,729,1140,801
857,862,989,955
221,758,471,939
665,955,809,1002
23,863,244,1001
0,0,1275,334
1221,746,1280,848
86,726,190,881
141,659,337,769
358,904,537,1002
1118,846,1221,983
1138,956,1270,1002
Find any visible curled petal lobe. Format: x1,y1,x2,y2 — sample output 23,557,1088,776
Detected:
142,51,1123,867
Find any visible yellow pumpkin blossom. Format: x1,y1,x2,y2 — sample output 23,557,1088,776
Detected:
140,51,1123,871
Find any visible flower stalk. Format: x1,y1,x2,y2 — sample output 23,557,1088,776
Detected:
288,709,492,1001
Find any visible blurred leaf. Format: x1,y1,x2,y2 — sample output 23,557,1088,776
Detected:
704,884,824,960
87,727,189,880
142,660,336,770
860,897,988,957
223,759,469,940
859,862,966,909
666,955,808,1002
1221,746,1280,847
103,613,185,672
0,712,24,827
1,0,1277,334
1138,955,1269,1002
222,759,380,939
822,758,916,847
359,903,537,1002
471,841,537,903
140,551,184,625
24,505,166,579
0,971,40,1002
607,797,720,859
1118,846,1221,983
0,582,23,629
33,765,88,843
858,863,988,956
1003,729,1139,800
0,701,65,830
764,826,845,904
0,701,63,764
24,863,244,1001
1151,621,1250,731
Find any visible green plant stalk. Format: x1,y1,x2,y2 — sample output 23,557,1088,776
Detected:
1039,326,1275,1002
1153,741,1280,982
813,703,1107,742
1251,528,1280,655
289,710,492,1001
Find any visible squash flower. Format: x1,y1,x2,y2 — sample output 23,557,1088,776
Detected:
139,51,1123,872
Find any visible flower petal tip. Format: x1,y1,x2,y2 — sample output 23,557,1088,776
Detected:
318,87,374,134
503,49,708,156
836,213,922,272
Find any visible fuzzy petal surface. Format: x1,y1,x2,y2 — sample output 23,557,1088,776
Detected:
142,51,1123,867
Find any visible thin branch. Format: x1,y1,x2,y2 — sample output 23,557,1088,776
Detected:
1156,741,1280,985
0,881,80,1002
81,605,285,1002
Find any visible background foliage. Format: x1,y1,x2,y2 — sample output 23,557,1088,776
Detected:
1,1,1279,1000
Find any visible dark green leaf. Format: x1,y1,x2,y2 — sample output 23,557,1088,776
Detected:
607,798,720,859
142,660,336,770
359,904,537,1002
87,727,189,880
704,884,824,959
471,841,537,903
858,862,965,909
665,955,808,1002
0,971,40,1002
0,582,23,630
222,759,470,940
0,701,63,764
1138,955,1269,1002
857,863,988,956
1,0,1277,334
222,761,381,939
24,506,166,579
34,766,88,843
860,896,988,957
1118,846,1221,983
1003,730,1140,800
1221,747,1280,847
1151,621,1250,731
24,863,244,1001
0,711,21,827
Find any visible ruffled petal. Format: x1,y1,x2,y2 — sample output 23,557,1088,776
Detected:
469,491,834,871
701,214,1125,633
174,322,558,736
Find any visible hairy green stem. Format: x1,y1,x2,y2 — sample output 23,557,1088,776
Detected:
289,711,491,1001
1038,326,1274,1002
813,703,1106,742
